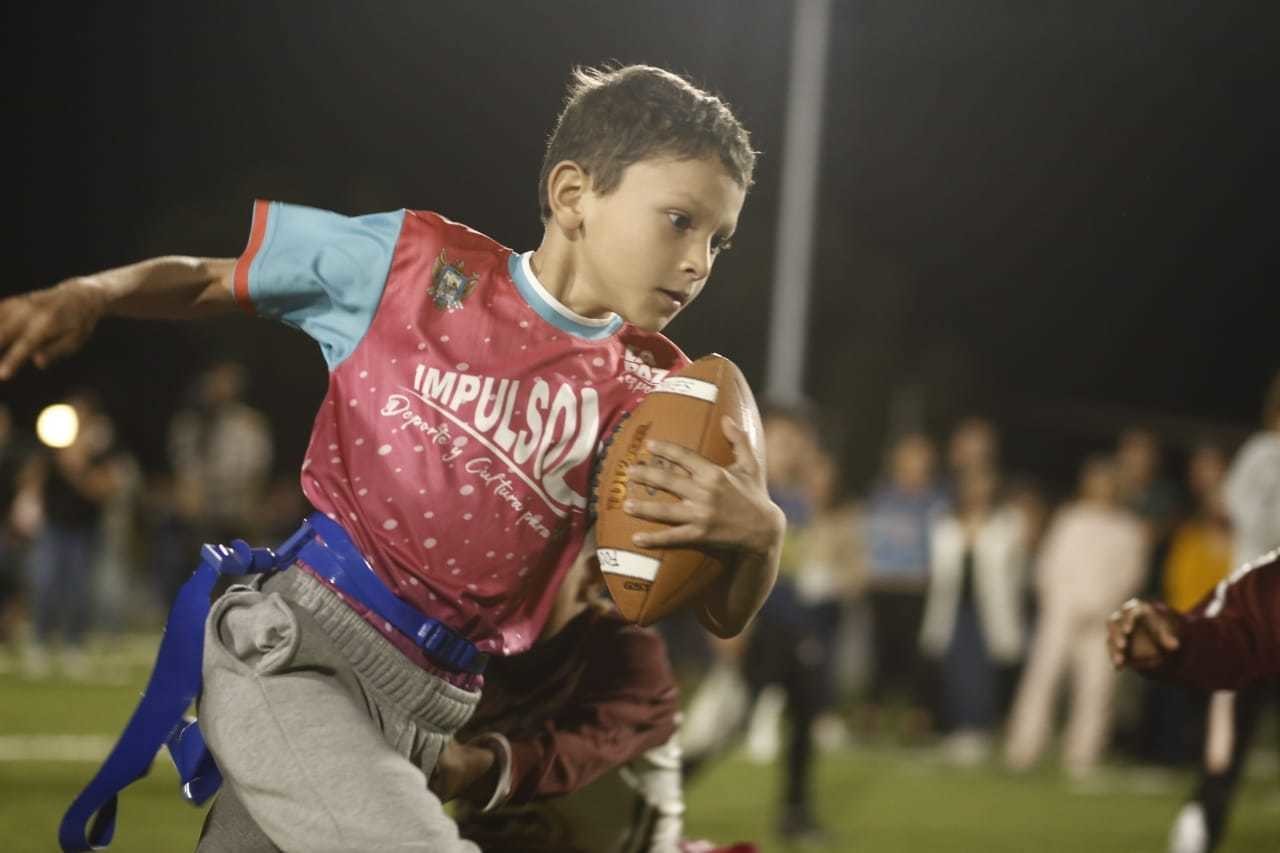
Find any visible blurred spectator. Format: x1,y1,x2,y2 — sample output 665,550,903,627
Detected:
744,405,833,840
90,413,142,635
745,437,865,841
260,475,312,542
167,360,273,544
920,465,1027,765
1140,443,1233,766
1005,455,1146,777
947,416,998,481
1223,372,1280,566
0,404,38,649
796,448,868,746
863,431,947,736
684,405,858,842
1002,473,1049,719
1163,444,1233,614
1116,427,1180,591
1006,475,1050,557
1169,370,1280,853
157,361,273,604
21,392,127,677
682,407,823,775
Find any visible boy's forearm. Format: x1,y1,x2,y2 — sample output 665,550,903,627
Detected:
87,255,237,320
697,529,782,638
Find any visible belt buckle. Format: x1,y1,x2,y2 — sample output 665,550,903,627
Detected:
416,621,446,653
416,620,481,673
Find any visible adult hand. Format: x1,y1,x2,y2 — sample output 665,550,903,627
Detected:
1107,597,1183,671
429,739,500,807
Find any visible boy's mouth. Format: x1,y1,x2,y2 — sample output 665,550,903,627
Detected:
657,288,687,308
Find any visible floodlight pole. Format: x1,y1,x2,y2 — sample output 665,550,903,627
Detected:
764,0,832,405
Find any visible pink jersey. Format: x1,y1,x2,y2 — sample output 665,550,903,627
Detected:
233,201,689,671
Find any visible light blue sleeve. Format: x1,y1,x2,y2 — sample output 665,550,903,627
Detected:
243,201,406,370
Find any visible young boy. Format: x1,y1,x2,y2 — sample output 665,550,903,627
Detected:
0,65,784,851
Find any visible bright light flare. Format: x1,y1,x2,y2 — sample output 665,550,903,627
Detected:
36,403,79,448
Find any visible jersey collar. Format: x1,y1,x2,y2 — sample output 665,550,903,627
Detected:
508,251,624,341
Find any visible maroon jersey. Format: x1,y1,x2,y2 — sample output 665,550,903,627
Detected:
461,607,679,805
1155,548,1280,690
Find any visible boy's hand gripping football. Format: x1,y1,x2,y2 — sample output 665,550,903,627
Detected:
623,415,784,557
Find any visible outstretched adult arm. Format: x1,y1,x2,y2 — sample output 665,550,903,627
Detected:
1109,549,1280,691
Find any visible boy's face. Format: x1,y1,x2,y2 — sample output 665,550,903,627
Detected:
579,156,746,332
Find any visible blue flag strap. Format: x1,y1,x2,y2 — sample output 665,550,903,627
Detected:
303,512,489,675
57,537,296,852
58,514,487,851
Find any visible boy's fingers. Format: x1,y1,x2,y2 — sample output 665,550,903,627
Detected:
628,462,702,501
624,498,698,525
644,439,710,474
721,415,760,475
633,523,702,548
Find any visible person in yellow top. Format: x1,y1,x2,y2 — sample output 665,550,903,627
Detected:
1139,442,1234,770
1163,444,1233,613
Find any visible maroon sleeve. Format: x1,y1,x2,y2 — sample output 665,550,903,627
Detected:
1154,549,1280,690
504,620,679,804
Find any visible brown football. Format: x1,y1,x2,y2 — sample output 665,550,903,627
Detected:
594,354,763,625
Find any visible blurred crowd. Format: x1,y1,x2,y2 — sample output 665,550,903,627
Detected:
0,361,304,677
673,369,1280,843
0,363,1276,848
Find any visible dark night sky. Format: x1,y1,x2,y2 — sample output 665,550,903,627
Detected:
7,1,1279,494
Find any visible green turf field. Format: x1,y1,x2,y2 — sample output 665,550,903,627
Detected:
1,637,1275,852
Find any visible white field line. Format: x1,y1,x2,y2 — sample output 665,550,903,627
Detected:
0,734,163,764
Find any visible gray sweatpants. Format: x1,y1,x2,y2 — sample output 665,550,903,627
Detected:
195,565,481,852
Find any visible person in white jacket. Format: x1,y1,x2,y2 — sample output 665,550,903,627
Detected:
1004,455,1147,776
920,466,1027,764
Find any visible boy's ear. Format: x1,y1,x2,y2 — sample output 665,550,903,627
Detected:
546,160,589,233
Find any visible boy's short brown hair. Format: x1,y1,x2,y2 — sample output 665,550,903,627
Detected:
538,64,756,223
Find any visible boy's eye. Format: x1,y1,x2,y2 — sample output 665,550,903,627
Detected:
667,212,692,231
711,235,734,254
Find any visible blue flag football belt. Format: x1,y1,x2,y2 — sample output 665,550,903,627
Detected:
58,512,487,851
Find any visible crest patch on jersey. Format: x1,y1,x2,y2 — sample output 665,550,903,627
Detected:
428,251,479,311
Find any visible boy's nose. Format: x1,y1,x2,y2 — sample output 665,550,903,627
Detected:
681,246,710,280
